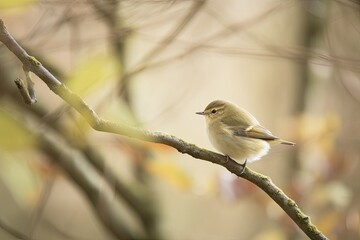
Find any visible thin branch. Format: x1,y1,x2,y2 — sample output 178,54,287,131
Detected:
0,19,328,240
125,1,360,76
14,78,35,104
137,0,206,65
117,0,291,79
88,0,118,27
118,0,206,95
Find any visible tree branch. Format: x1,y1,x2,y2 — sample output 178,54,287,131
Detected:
39,124,140,240
0,19,328,240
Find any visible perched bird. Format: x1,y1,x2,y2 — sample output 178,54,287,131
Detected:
196,100,294,170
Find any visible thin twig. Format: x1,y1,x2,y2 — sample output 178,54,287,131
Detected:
14,78,35,104
123,1,290,78
137,0,206,65
118,0,206,95
0,18,328,240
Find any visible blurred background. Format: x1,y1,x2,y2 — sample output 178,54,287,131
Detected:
0,0,359,239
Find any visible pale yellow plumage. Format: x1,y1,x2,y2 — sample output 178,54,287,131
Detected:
196,100,294,165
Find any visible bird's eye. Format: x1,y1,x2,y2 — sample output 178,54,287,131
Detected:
211,109,217,114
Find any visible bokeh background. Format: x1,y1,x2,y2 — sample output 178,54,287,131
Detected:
0,0,359,239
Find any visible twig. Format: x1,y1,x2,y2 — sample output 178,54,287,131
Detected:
0,18,328,240
122,1,290,79
23,65,37,102
14,78,35,104
14,63,37,104
118,0,206,95
137,0,206,65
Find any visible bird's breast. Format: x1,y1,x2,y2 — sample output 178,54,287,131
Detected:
207,123,270,163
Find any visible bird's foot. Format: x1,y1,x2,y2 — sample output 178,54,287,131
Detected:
239,159,247,175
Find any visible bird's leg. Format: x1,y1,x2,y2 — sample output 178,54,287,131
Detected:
239,159,247,175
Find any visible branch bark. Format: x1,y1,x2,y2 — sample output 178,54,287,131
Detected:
0,19,328,240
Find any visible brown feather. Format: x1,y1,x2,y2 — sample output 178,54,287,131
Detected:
229,124,279,141
229,124,295,146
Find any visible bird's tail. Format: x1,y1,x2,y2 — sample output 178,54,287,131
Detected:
279,139,295,146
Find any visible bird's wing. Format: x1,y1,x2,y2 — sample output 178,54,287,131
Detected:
228,124,279,141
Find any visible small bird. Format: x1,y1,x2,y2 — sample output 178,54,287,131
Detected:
196,100,294,170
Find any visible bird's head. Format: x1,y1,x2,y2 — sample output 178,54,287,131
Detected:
196,100,236,123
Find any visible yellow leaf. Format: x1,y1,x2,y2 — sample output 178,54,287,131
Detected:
0,0,36,9
294,113,340,152
0,153,41,207
146,160,192,191
316,211,340,236
0,111,37,151
253,228,287,240
66,52,120,96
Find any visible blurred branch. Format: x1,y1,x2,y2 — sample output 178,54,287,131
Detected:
88,4,159,234
0,19,328,240
87,3,159,233
2,103,139,240
3,76,157,237
326,23,360,105
88,0,118,27
0,218,33,240
123,1,290,77
81,145,157,236
37,122,139,240
27,175,56,238
119,0,206,95
89,0,132,105
3,92,155,238
127,1,360,76
136,0,206,66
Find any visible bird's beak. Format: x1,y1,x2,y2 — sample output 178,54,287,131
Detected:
196,111,206,115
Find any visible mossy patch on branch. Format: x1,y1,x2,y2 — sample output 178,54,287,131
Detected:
28,56,41,66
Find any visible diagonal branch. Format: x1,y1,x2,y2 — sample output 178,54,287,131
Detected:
0,19,328,240
123,1,290,78
39,124,139,240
